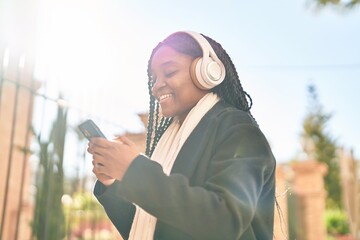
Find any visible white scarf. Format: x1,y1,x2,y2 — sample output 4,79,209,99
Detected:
128,92,220,240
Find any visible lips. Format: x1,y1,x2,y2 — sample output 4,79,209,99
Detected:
158,93,172,102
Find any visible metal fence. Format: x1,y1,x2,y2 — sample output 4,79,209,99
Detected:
0,52,124,240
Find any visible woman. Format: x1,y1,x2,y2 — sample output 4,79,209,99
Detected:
88,31,276,240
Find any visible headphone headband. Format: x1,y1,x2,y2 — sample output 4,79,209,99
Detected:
181,31,222,66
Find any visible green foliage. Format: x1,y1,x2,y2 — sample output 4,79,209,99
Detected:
31,103,68,239
62,191,109,239
311,0,360,8
325,208,350,236
64,191,107,220
301,85,342,209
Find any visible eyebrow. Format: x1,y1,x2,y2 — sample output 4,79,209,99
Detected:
160,60,179,67
151,60,179,75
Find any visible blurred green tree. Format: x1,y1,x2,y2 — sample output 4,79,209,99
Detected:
301,84,342,209
310,0,359,9
31,101,68,239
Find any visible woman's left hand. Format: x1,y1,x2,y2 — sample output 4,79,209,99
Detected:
88,135,140,181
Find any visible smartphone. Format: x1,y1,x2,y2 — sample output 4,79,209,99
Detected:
78,119,106,140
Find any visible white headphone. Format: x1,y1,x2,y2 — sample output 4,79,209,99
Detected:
179,31,226,90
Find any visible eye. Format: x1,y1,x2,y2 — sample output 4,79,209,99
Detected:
165,70,177,78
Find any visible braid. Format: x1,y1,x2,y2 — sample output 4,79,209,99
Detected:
145,42,174,157
149,103,160,155
203,36,252,111
203,35,256,121
145,83,156,156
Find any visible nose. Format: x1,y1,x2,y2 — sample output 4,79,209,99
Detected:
151,77,166,96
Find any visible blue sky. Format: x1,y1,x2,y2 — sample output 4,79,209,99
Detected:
1,0,359,165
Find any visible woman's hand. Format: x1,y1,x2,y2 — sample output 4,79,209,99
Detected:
87,135,140,184
94,170,116,186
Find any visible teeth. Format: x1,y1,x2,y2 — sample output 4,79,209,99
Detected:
159,94,172,101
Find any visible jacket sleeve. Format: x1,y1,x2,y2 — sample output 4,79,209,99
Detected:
93,180,135,240
117,122,276,240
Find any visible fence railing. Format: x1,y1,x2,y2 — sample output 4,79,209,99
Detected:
0,52,124,240
0,51,41,240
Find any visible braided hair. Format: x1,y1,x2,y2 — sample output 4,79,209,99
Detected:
145,32,254,157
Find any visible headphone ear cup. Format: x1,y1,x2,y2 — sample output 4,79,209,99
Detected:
190,57,207,90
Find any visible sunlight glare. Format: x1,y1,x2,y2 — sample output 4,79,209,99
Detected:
2,48,9,70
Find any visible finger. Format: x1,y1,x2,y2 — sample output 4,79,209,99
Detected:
91,160,104,167
92,167,103,176
89,145,106,157
87,145,94,154
92,163,104,175
90,137,109,147
117,135,135,147
113,136,124,144
92,154,106,166
92,166,98,174
88,142,102,154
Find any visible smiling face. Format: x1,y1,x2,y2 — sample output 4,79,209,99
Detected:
150,46,209,124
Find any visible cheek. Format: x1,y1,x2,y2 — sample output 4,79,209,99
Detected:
174,79,198,101
173,70,197,92
178,85,207,109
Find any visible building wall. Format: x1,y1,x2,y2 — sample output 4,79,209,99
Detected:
288,160,328,240
274,165,289,240
339,147,359,238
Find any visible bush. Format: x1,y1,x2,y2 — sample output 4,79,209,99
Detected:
325,208,350,236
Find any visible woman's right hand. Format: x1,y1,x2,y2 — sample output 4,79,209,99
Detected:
87,136,139,182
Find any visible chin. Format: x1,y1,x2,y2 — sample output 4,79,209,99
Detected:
159,108,173,118
161,112,174,118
